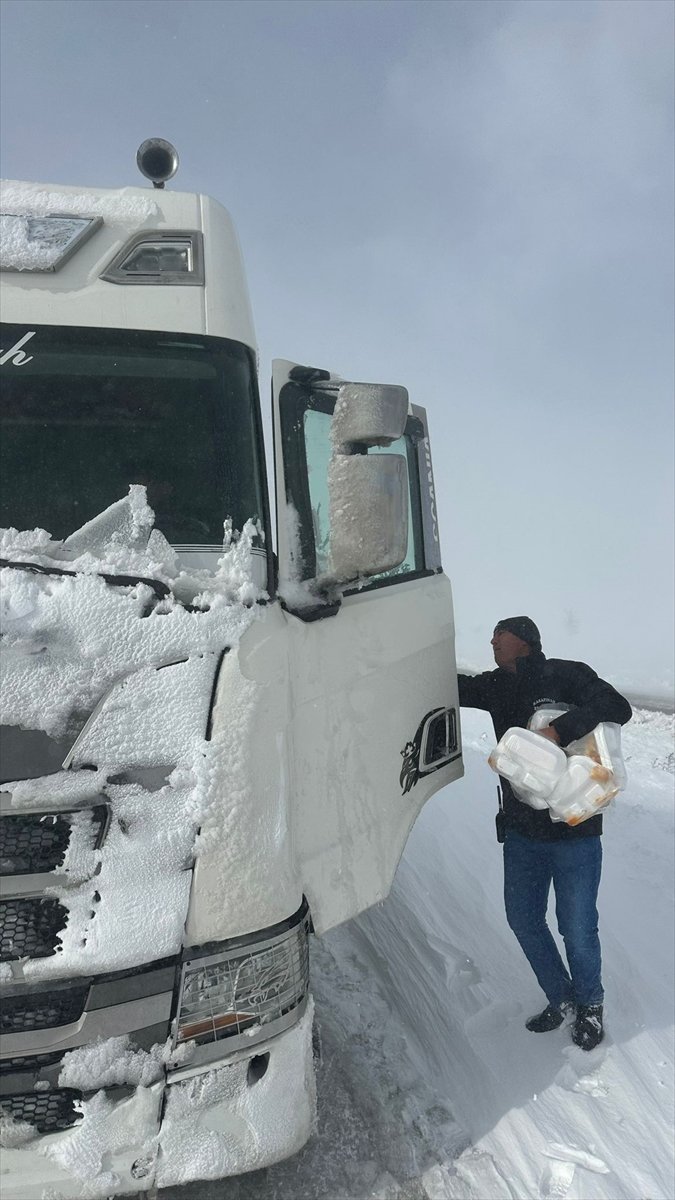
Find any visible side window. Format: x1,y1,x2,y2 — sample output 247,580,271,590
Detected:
302,405,425,588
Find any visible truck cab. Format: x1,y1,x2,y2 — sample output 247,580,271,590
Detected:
0,143,463,1197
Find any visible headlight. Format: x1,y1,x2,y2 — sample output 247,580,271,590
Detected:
176,903,310,1054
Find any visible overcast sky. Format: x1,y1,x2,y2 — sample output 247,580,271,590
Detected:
1,0,673,695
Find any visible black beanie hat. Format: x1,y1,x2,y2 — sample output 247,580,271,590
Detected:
495,616,542,651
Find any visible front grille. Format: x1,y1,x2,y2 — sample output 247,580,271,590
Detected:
0,898,67,961
1,814,70,876
0,1089,82,1133
0,1051,63,1076
0,805,108,876
0,986,88,1034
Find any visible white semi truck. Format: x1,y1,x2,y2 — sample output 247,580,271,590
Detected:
0,141,463,1198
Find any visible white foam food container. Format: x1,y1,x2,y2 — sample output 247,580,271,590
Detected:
488,728,568,810
565,722,627,789
548,753,620,824
528,706,569,733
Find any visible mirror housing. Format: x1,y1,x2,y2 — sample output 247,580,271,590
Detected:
329,382,409,449
326,454,408,584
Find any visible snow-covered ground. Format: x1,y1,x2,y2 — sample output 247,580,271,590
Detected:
166,704,674,1200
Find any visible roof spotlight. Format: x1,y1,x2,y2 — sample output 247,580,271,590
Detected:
136,138,179,189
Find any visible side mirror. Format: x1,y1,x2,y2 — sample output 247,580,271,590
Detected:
330,382,409,448
274,361,413,607
318,380,410,584
326,454,408,584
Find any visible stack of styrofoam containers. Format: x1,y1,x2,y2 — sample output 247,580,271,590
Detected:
547,722,626,825
489,707,626,826
488,728,568,809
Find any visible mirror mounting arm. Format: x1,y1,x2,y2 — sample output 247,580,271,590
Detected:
280,594,342,623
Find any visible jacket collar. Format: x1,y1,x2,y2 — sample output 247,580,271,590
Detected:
515,649,546,676
495,650,546,680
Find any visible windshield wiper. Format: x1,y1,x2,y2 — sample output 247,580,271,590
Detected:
0,558,171,613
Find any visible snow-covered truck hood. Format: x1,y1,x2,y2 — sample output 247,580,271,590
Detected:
0,490,266,983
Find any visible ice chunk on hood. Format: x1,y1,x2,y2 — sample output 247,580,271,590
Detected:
62,487,154,558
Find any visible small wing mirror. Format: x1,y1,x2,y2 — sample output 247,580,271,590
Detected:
330,382,409,448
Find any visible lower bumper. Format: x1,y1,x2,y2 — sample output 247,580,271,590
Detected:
0,1002,316,1199
0,1080,163,1199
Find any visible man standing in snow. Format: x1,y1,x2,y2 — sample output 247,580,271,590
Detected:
458,617,632,1051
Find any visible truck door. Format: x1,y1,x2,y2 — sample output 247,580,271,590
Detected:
272,362,463,934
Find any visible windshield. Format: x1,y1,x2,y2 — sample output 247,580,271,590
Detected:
0,324,266,548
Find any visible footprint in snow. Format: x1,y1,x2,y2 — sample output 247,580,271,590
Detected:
555,1059,608,1097
539,1158,576,1199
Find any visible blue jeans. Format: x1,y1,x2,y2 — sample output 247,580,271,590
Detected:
503,830,604,1008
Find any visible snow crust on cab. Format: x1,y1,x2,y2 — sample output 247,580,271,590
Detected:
0,180,160,271
58,1034,192,1091
0,490,264,982
26,1003,314,1196
1,491,317,1194
156,1000,315,1187
1,180,159,221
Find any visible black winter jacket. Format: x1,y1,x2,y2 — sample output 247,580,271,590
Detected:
458,652,632,841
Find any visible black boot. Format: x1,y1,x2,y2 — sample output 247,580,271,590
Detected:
572,1004,604,1050
525,1000,575,1032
